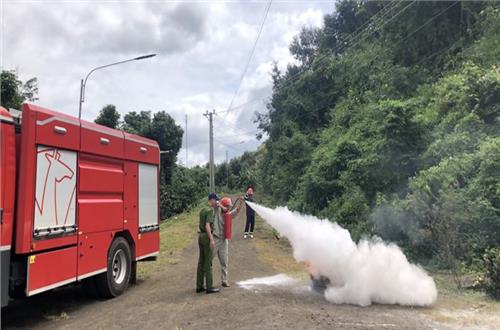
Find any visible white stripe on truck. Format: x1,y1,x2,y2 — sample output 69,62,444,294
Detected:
77,268,107,280
36,116,79,126
136,251,159,261
27,277,77,296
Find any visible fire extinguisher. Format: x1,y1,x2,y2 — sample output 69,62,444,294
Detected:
220,197,243,240
224,210,232,240
220,197,233,240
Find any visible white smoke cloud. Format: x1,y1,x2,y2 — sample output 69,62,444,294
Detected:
247,202,438,307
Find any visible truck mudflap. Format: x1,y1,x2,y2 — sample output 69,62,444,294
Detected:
26,246,77,296
1,246,10,307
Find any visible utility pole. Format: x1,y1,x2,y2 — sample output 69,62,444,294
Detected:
204,110,216,192
185,114,188,167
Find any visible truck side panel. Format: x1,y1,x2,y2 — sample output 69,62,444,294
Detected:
78,153,124,233
123,161,139,258
136,231,160,260
15,104,37,254
1,110,16,307
26,246,77,296
77,231,114,279
1,115,16,250
77,153,124,278
124,132,159,165
15,104,80,254
80,121,124,160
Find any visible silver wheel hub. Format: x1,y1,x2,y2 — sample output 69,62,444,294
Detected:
112,249,127,285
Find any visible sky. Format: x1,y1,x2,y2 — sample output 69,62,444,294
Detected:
1,0,334,166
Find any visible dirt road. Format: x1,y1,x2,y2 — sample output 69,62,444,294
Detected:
1,207,490,330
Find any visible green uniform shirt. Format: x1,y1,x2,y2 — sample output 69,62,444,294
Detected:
199,207,214,233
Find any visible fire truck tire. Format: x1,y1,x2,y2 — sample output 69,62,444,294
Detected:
95,237,132,298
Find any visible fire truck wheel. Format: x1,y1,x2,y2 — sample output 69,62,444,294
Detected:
96,237,132,298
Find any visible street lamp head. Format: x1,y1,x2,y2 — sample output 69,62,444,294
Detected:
78,53,157,119
134,54,157,61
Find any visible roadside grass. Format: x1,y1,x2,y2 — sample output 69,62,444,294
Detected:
422,272,500,328
137,202,203,279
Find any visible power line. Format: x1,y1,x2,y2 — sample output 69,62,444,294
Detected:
212,1,457,155
225,0,272,114
216,129,261,139
214,138,248,149
271,1,416,96
365,1,460,67
222,1,414,115
278,1,460,114
414,37,463,67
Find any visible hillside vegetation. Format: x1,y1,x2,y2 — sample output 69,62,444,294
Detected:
217,1,500,296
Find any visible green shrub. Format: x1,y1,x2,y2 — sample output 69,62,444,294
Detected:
483,247,500,299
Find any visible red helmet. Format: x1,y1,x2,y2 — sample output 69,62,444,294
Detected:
220,197,232,208
246,188,254,195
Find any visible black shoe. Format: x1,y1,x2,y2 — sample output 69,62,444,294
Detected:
196,288,206,293
206,288,220,294
222,282,230,288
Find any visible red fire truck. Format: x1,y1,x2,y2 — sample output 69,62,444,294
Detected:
0,103,160,307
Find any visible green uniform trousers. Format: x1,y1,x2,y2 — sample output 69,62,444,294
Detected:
196,233,213,290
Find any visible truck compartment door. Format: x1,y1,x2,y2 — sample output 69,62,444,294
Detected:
77,153,124,277
136,163,159,260
33,146,77,237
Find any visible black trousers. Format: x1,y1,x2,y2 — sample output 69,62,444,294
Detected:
245,213,255,233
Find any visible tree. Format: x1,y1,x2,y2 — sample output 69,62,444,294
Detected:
149,111,184,184
95,104,120,129
122,110,183,184
289,27,320,66
122,111,153,135
1,70,38,109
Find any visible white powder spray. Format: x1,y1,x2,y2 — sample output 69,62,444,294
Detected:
247,202,438,307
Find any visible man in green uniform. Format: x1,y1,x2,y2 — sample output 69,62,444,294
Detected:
196,194,220,294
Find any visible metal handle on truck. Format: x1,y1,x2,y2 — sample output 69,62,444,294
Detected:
53,126,67,135
140,147,147,153
100,137,110,145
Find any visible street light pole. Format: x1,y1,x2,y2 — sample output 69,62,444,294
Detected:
78,53,156,120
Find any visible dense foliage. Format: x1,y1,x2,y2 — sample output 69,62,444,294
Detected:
95,104,120,129
0,71,38,109
232,1,499,295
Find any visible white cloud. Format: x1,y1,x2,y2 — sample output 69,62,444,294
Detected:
2,0,331,166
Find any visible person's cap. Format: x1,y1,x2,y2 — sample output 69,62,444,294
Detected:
208,192,220,201
220,197,232,208
246,188,254,195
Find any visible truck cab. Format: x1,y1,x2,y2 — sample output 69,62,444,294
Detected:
0,103,160,307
